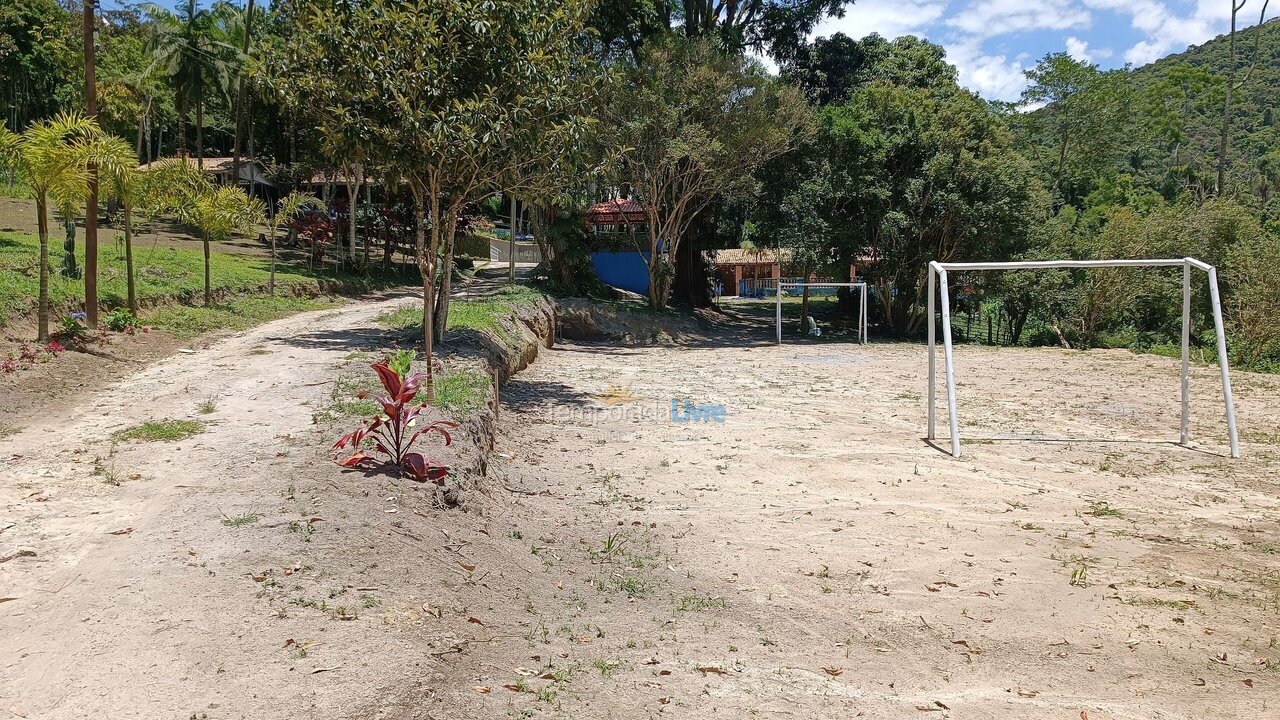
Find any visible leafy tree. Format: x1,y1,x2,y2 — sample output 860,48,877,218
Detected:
678,0,848,63
1020,53,1133,203
271,0,603,401
93,134,142,314
268,191,324,295
0,0,78,130
784,33,957,106
820,83,1043,335
599,36,811,309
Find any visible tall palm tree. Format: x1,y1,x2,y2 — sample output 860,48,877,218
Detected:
0,113,98,341
143,1,241,168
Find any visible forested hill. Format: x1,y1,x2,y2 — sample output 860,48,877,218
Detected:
1126,17,1280,202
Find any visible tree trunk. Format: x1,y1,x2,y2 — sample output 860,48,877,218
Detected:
363,183,372,268
37,195,50,342
269,223,277,295
1218,4,1239,195
412,182,436,403
231,0,255,192
799,285,811,335
203,231,212,305
196,89,204,170
124,202,136,314
433,208,458,338
346,173,361,265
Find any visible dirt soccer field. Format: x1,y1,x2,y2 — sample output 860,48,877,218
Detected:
3,299,1279,719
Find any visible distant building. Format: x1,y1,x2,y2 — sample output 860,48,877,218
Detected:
137,156,275,191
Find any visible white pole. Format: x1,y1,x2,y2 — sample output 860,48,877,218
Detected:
927,267,936,440
1206,267,1240,458
861,284,867,344
938,268,961,457
508,196,517,283
775,283,783,345
1181,260,1192,445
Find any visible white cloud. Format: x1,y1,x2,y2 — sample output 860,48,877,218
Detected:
813,0,949,41
947,0,1090,40
1085,0,1271,65
1065,36,1092,63
947,38,1030,101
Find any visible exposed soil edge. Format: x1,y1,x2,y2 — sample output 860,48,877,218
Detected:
446,295,558,490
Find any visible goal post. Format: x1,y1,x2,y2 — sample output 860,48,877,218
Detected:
775,282,868,345
926,258,1240,459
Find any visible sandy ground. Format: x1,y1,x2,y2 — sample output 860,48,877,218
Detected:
3,298,1280,719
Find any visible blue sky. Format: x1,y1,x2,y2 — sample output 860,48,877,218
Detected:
813,0,1275,102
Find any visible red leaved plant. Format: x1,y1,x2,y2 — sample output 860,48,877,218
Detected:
332,361,459,483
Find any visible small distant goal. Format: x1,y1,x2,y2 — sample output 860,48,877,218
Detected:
775,282,868,345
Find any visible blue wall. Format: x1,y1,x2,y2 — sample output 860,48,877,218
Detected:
590,251,652,296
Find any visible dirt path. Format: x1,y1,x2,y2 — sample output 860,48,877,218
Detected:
449,333,1280,718
0,293,432,718
3,299,1280,719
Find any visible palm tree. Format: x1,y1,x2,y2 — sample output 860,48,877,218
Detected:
0,113,98,341
181,185,265,304
269,192,324,295
143,1,241,168
94,136,144,314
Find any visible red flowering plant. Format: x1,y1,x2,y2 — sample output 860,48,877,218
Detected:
332,358,459,483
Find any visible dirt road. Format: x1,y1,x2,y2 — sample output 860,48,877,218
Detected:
3,299,1280,719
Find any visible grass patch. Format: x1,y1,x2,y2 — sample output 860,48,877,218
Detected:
0,229,415,330
434,366,490,416
0,422,19,439
595,574,653,598
114,419,205,442
148,295,341,337
221,512,261,527
676,594,728,612
1087,501,1124,518
376,284,545,344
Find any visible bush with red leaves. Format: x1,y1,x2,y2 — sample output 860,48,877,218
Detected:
332,361,459,482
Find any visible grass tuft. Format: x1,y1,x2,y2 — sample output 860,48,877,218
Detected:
114,419,205,442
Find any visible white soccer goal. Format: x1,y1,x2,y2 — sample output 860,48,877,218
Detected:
926,258,1240,459
775,282,868,344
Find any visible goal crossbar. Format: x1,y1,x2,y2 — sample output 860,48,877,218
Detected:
775,282,868,345
927,258,1239,459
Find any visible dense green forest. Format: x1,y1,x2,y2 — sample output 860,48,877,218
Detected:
1,1,1279,370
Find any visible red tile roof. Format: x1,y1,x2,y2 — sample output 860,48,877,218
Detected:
586,198,646,225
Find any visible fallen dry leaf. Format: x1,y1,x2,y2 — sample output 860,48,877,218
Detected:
659,697,671,705
473,686,491,694
310,666,340,674
458,561,477,572
659,669,672,676
1016,689,1038,698
822,666,844,677
1243,678,1254,688
108,527,134,536
467,616,484,626
697,665,728,675
502,684,521,692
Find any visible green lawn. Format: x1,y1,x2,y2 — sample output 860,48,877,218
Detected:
377,283,546,345
0,230,416,333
